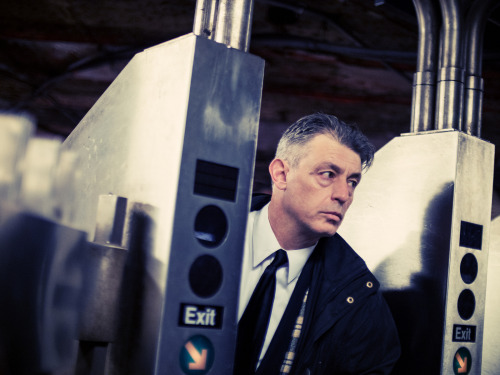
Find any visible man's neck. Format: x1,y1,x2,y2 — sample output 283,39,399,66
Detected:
267,198,318,250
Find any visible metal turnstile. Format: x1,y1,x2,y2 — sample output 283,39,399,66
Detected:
62,33,264,374
340,130,494,374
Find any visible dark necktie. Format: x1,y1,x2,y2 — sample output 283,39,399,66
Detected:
235,249,288,374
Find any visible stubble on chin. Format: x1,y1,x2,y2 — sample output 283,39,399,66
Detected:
312,220,340,239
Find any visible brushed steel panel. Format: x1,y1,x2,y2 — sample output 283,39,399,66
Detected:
340,130,494,374
63,34,198,266
483,216,500,374
63,33,264,374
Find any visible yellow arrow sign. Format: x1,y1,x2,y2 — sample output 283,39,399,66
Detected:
453,347,471,375
455,352,468,373
180,334,214,374
185,341,208,370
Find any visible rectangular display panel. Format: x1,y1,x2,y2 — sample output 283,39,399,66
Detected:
460,221,483,250
194,159,239,202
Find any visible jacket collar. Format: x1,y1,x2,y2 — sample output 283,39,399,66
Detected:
250,194,379,340
250,194,368,285
250,193,272,211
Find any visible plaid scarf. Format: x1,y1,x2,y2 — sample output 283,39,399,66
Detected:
280,289,309,374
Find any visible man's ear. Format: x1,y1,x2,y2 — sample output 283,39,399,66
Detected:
269,158,289,190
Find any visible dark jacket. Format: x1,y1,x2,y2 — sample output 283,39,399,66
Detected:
251,195,400,375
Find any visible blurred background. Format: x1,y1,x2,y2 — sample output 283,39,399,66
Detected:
1,0,499,194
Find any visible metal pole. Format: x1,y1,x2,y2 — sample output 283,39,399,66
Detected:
463,0,500,137
193,0,219,39
214,0,255,52
410,0,440,132
435,0,465,130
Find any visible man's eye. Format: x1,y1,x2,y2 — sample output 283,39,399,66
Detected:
320,171,334,178
348,180,359,188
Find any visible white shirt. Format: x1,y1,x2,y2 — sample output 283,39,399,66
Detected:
238,203,315,367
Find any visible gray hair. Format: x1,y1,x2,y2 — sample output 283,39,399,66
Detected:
275,113,375,170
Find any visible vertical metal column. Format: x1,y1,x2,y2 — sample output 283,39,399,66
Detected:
435,0,465,130
193,0,219,39
463,0,500,137
410,0,440,133
193,0,255,52
213,0,255,52
340,1,497,373
63,1,263,371
339,131,494,374
62,31,264,375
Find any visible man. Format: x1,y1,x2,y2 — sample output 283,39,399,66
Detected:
234,113,400,374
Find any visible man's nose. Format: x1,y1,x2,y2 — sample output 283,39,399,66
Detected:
331,179,351,203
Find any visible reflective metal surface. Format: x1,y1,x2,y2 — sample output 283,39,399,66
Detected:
193,0,255,52
410,0,497,137
463,0,500,137
340,131,494,374
214,0,255,51
482,216,500,375
436,67,465,131
193,0,219,39
435,0,464,131
410,0,440,132
78,195,128,344
63,34,264,373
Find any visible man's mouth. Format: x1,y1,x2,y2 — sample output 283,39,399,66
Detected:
322,211,343,222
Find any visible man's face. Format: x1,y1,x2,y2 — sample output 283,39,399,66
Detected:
281,134,362,243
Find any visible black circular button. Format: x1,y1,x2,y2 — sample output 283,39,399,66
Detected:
194,205,228,248
457,289,475,320
460,253,478,284
189,255,223,298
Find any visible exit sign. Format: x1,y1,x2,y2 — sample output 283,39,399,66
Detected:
452,324,476,343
